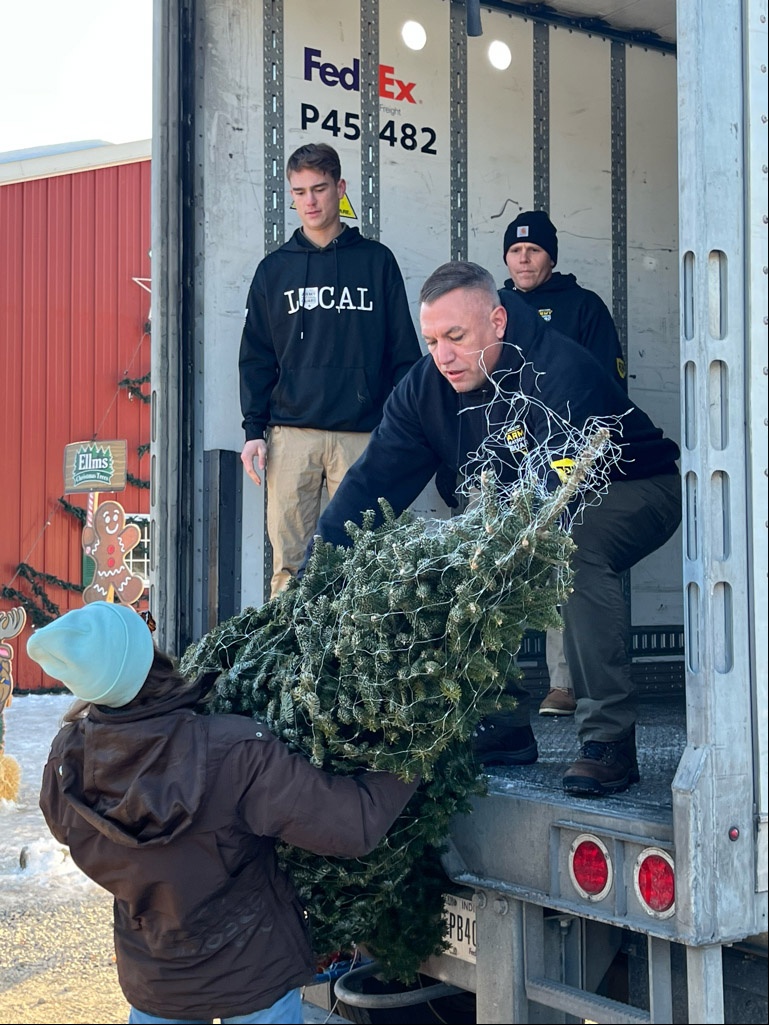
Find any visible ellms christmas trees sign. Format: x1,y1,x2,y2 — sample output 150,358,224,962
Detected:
63,440,127,493
63,440,144,605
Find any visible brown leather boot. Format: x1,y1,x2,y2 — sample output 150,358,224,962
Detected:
562,730,639,796
538,688,577,716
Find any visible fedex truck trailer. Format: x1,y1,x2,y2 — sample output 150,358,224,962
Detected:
149,1,767,1021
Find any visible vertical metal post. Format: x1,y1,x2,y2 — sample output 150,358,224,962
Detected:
450,1,468,260
360,0,380,239
674,0,760,965
532,21,550,213
647,936,674,1023
263,0,284,257
150,0,202,654
610,40,631,610
261,0,285,603
610,40,628,362
475,892,529,1023
685,945,725,1023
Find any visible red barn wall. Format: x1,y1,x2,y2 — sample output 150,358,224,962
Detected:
0,149,151,692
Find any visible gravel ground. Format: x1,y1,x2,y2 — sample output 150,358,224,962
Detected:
0,886,129,1024
1,692,129,1023
0,693,349,1025
0,872,348,1025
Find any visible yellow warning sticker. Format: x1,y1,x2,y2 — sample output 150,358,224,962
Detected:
338,194,357,219
289,195,358,220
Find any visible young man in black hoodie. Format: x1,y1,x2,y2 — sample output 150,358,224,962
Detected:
239,143,421,597
308,261,682,797
502,210,627,718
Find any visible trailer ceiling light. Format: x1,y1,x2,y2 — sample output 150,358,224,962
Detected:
402,20,427,51
569,834,613,901
488,40,512,71
635,848,676,918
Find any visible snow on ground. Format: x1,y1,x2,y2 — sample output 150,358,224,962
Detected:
0,692,101,907
0,692,352,1024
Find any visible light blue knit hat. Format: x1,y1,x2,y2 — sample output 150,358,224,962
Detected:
27,601,154,708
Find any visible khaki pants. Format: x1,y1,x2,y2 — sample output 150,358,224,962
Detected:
266,426,370,597
546,626,573,692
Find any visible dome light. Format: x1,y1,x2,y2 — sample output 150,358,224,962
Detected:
402,20,427,51
488,40,512,71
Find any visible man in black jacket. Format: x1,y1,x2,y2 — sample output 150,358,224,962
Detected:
502,210,626,387
309,261,682,796
502,210,627,717
239,143,421,597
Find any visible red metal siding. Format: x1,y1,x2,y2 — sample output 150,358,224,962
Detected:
0,159,151,691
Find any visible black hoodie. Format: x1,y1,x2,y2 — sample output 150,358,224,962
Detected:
239,226,422,441
502,271,626,388
314,290,679,549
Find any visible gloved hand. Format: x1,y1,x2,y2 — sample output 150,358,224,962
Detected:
434,464,459,508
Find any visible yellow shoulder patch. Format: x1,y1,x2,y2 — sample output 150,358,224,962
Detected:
551,458,576,484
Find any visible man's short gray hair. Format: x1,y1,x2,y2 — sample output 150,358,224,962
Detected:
419,261,498,306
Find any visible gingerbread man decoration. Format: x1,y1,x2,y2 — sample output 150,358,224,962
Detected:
0,606,26,801
82,500,145,605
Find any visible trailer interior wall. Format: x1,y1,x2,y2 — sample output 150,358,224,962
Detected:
154,0,682,631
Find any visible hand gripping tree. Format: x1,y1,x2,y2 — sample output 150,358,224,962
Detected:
181,407,621,982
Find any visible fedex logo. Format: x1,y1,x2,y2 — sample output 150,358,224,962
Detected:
304,47,417,104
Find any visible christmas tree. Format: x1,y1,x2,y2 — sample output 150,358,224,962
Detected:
180,429,616,981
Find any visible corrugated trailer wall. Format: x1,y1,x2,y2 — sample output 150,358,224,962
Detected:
0,154,151,691
191,0,680,628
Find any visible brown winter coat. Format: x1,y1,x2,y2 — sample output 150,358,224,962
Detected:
38,681,417,1019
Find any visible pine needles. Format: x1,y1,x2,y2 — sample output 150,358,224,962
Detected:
180,470,580,980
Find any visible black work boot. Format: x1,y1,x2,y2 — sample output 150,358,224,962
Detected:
562,730,639,796
472,714,538,767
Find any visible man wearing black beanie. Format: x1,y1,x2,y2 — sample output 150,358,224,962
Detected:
502,210,625,386
502,211,626,718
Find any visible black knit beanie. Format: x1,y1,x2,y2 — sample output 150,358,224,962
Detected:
503,211,558,266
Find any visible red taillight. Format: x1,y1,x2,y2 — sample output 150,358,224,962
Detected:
569,834,613,901
635,848,676,917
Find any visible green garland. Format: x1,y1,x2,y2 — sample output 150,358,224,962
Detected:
58,496,87,523
118,372,151,404
180,472,576,982
126,473,150,490
2,563,84,629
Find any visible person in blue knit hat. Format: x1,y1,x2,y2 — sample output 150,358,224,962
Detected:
30,601,417,1025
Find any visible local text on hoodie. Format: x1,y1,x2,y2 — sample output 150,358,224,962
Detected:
239,226,422,441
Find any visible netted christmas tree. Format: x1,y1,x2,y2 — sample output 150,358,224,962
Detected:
180,409,622,981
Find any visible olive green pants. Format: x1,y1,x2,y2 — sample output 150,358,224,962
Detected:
563,473,682,742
